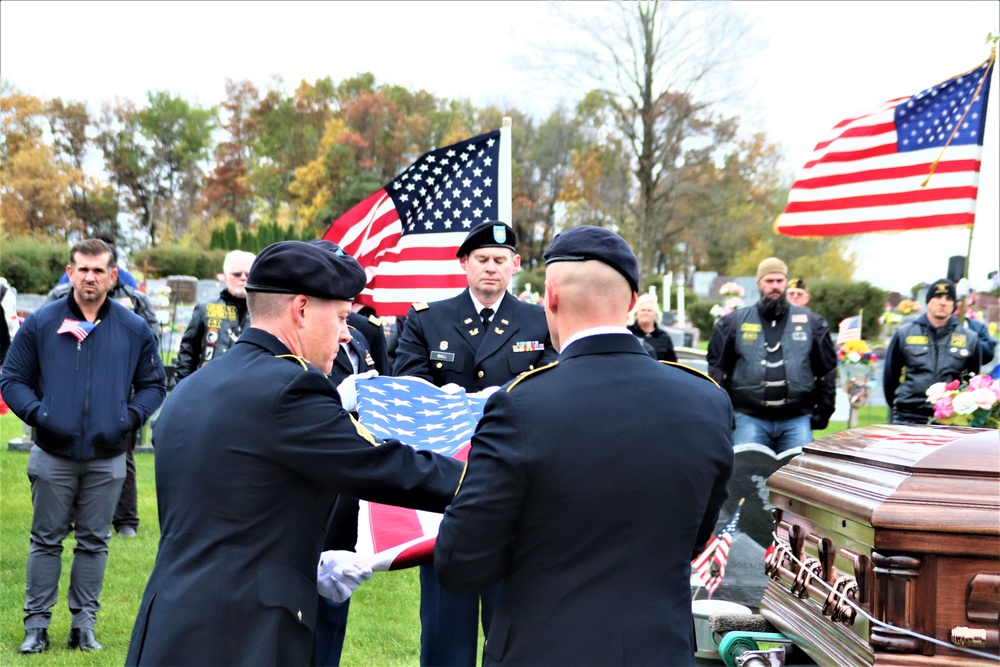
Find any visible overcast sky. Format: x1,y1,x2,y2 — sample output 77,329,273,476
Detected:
2,0,998,293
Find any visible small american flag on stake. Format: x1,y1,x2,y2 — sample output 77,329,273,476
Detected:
57,318,96,342
837,315,862,345
322,124,511,317
692,498,743,597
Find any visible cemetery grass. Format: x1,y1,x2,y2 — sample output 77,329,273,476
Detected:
0,403,892,665
0,416,428,665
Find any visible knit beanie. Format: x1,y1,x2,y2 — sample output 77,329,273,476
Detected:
756,257,788,282
925,278,957,304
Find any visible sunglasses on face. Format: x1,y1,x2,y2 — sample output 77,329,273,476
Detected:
229,272,249,279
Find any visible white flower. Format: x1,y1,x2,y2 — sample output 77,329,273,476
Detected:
970,387,999,411
951,392,979,415
925,382,951,403
847,352,861,363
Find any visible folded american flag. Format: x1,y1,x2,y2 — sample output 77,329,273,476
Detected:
353,376,492,571
692,499,743,597
57,318,96,342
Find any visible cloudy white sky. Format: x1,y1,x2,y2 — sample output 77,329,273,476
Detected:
2,0,998,293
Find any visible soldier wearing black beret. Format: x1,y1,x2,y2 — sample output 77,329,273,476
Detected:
393,220,557,666
883,277,982,424
435,225,734,664
127,241,465,667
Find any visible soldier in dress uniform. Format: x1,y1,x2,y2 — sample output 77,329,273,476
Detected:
125,241,464,667
435,226,734,665
394,221,557,666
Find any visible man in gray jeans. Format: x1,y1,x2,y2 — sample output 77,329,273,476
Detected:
0,238,165,654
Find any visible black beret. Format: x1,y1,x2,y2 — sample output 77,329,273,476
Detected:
926,278,956,304
456,221,516,257
544,226,640,293
245,240,367,301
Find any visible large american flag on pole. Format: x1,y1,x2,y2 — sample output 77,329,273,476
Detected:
322,124,512,317
353,376,492,571
777,56,994,237
691,499,743,597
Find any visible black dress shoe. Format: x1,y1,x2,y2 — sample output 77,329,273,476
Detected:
19,627,50,654
68,627,102,651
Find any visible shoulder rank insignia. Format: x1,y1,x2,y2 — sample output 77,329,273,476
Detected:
506,361,559,392
413,302,429,312
660,360,719,387
368,314,382,326
275,353,310,371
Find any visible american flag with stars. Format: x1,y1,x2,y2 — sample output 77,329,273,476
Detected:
323,128,508,317
353,375,492,571
691,499,743,597
56,318,97,342
837,315,862,345
778,57,994,237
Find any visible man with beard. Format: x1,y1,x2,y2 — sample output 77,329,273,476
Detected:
707,258,836,452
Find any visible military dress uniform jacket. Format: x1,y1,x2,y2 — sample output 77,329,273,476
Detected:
435,334,735,666
125,328,464,667
393,289,557,392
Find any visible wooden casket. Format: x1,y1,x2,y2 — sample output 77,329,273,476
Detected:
761,424,1000,666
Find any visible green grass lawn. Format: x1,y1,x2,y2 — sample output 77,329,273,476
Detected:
0,404,888,664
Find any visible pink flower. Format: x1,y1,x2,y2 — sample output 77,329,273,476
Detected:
945,379,961,391
968,374,996,391
934,397,955,419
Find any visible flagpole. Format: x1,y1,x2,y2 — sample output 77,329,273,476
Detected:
499,117,512,223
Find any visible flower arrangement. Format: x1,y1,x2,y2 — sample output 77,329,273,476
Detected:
926,374,1000,428
711,282,745,318
837,339,877,365
898,299,921,315
719,282,744,298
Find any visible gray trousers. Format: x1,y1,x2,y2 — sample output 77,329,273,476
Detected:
25,446,126,630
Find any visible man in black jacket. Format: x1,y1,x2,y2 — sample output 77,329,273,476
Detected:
174,250,254,381
883,278,981,423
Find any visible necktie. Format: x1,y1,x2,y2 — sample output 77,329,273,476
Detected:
480,308,494,334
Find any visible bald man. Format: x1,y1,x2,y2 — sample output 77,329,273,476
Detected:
435,226,734,666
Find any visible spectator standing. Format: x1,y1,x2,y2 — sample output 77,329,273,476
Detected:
785,277,836,434
883,278,981,424
707,258,837,453
1,239,165,654
435,226,733,665
47,244,160,539
626,292,677,362
174,250,254,381
394,221,556,666
125,241,463,666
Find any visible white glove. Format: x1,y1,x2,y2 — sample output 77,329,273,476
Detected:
471,385,501,400
336,370,379,412
317,550,374,602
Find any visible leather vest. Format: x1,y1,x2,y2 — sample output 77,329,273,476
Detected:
729,305,816,412
892,318,975,414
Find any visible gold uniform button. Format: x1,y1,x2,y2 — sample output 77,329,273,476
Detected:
297,610,303,622
477,370,484,378
528,365,534,370
436,362,443,369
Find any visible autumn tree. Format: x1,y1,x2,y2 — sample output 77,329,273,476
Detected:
47,98,119,236
1,92,75,238
96,92,215,246
560,0,754,283
201,80,260,228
